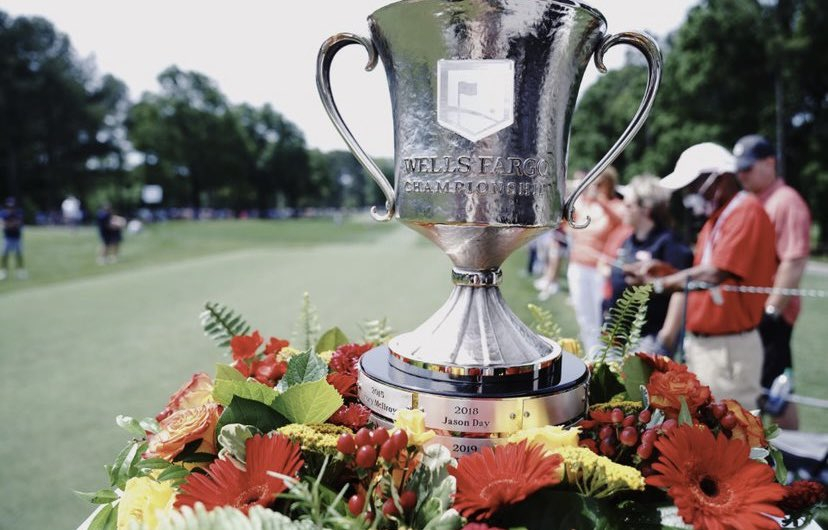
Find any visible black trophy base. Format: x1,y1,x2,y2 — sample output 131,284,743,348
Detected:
357,345,589,457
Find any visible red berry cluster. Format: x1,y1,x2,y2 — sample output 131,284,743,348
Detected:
336,427,418,521
694,401,746,438
337,427,409,469
579,407,677,473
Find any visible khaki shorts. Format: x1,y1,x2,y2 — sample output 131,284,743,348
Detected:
684,330,763,409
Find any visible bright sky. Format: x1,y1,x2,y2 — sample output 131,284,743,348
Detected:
3,1,696,157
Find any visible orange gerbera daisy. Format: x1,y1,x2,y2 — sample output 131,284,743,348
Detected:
449,441,563,520
175,433,303,514
647,425,785,530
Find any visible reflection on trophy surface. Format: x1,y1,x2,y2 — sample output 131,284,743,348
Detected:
317,0,661,455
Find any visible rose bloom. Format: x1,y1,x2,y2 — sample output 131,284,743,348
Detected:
117,476,176,530
156,373,215,422
721,399,766,448
394,409,435,446
146,403,221,461
507,425,580,453
647,369,711,418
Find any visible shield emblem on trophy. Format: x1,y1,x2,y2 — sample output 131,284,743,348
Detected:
437,59,515,142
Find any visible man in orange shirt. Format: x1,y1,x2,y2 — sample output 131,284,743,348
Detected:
647,143,777,408
734,134,811,428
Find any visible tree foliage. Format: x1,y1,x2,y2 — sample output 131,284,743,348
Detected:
570,0,828,245
0,11,128,212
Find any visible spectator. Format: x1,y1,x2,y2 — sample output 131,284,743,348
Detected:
534,227,568,301
567,166,623,354
629,143,777,408
608,176,693,353
97,204,125,264
61,195,82,229
1,197,26,280
734,134,811,429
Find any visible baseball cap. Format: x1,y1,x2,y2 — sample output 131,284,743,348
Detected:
660,143,736,190
733,134,774,171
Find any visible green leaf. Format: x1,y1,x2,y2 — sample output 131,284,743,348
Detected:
156,465,190,483
215,363,244,382
588,363,626,404
213,378,279,407
598,285,652,362
768,445,788,483
677,396,693,426
136,458,172,471
315,327,349,352
528,303,563,340
216,396,288,434
115,415,146,438
277,350,328,391
111,441,144,490
217,423,260,463
87,502,117,530
139,417,160,434
75,488,119,505
200,301,251,348
621,355,653,402
272,379,343,424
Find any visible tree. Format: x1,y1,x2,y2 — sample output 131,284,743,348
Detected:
127,66,248,212
0,11,128,213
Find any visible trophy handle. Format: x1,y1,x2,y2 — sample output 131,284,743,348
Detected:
316,33,396,222
563,31,662,229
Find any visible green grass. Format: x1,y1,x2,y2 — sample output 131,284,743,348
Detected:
0,219,826,529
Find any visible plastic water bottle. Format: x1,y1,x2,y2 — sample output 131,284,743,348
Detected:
765,369,793,416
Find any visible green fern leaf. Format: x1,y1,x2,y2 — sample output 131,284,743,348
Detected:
153,505,314,530
598,285,652,362
361,318,393,344
527,303,563,340
200,302,251,348
292,292,321,351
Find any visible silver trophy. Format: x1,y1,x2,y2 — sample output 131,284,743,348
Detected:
318,0,661,453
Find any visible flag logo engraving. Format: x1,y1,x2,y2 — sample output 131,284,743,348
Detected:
437,59,515,142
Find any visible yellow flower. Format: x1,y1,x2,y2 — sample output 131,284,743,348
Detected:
318,350,334,364
276,347,302,364
117,476,175,530
559,338,583,357
277,423,352,455
393,409,435,446
507,425,580,453
554,446,645,498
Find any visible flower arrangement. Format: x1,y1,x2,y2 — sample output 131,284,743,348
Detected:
79,296,826,530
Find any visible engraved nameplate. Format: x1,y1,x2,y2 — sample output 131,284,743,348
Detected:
417,394,523,434
357,371,413,419
427,434,497,456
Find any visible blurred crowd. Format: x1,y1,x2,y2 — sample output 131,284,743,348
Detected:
528,134,811,430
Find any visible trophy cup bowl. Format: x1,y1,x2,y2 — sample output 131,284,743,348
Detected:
317,0,661,454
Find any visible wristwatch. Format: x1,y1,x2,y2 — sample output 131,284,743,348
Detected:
764,304,780,317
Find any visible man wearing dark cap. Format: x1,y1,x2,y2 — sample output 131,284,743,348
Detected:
734,134,811,429
629,143,777,409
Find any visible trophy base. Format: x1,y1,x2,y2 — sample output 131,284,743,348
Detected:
358,345,589,458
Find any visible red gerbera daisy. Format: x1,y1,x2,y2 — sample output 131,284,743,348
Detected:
449,440,563,520
647,425,785,530
175,433,303,514
329,343,373,377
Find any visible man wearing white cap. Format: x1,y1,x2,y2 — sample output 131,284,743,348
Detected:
639,143,777,408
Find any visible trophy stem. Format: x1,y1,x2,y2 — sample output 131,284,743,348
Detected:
388,268,560,382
